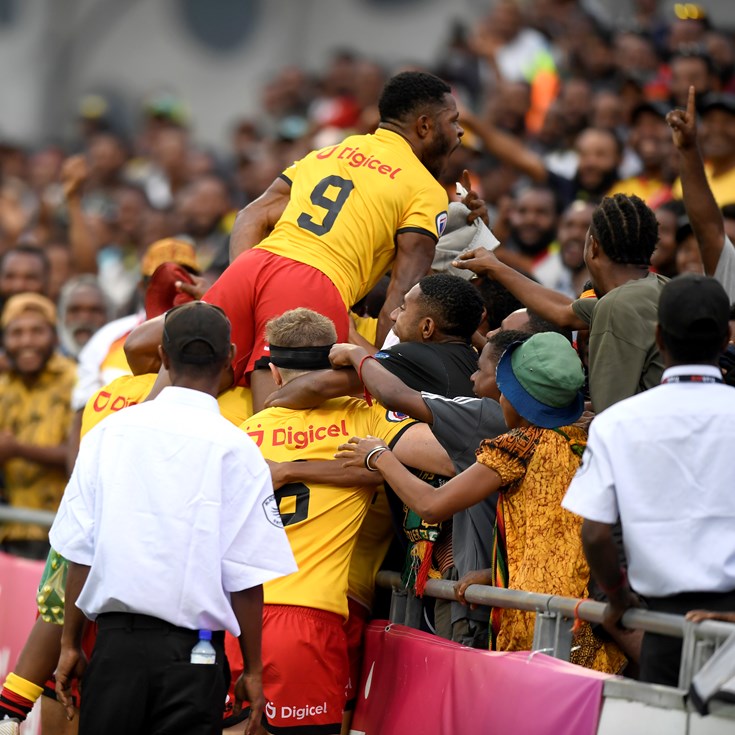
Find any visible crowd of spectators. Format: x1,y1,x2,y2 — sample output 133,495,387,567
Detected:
1,1,735,731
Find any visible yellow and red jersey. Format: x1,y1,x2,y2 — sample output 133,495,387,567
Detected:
258,129,448,309
241,398,415,618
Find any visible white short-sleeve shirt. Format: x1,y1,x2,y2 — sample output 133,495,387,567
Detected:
563,365,735,598
51,386,297,635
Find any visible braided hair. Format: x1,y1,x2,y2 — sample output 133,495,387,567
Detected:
589,194,659,266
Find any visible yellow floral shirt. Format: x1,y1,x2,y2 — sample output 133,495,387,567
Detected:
0,352,76,541
476,425,625,674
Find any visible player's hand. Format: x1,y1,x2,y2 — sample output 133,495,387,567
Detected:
329,343,366,369
459,170,489,226
454,568,493,609
266,459,289,490
452,247,500,277
55,644,87,721
335,435,388,470
175,275,208,300
233,671,265,735
60,155,89,201
666,85,698,151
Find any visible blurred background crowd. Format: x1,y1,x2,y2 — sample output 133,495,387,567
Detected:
0,0,734,546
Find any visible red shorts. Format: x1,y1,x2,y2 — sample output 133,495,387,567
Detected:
343,597,371,709
225,604,348,734
204,249,350,386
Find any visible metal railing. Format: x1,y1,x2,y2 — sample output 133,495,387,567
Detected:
0,505,56,527
376,571,735,692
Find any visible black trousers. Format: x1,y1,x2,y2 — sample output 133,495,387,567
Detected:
79,613,226,735
641,589,735,687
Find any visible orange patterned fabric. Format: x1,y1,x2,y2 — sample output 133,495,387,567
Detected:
476,425,625,674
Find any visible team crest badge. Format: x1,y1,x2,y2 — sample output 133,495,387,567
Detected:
262,495,284,527
436,211,448,237
386,410,409,422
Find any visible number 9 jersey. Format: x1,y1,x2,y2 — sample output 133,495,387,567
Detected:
258,128,448,310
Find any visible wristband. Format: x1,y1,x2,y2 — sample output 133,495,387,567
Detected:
358,354,378,407
365,446,389,472
598,567,628,597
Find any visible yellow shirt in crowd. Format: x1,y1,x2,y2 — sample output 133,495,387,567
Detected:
0,353,77,542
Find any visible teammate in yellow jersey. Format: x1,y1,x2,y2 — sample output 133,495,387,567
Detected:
125,71,478,411
228,308,453,735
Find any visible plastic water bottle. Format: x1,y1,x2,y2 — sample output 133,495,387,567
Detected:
190,630,216,664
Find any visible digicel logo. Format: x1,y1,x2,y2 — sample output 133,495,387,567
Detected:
246,421,350,450
279,702,328,721
316,144,401,179
92,391,138,413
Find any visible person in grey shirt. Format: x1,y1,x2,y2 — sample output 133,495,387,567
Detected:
327,331,531,648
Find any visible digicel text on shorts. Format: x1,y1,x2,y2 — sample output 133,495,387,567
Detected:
279,701,328,721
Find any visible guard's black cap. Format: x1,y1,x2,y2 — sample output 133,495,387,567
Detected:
658,274,730,341
162,301,231,364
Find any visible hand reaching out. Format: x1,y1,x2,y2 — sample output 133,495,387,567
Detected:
335,435,388,469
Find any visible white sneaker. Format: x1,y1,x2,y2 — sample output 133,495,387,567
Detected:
0,717,20,735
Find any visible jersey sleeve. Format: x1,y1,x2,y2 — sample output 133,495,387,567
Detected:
396,184,449,243
279,158,301,186
358,403,417,448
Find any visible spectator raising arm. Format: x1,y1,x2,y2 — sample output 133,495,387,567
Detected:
667,86,727,278
458,104,548,184
452,247,587,330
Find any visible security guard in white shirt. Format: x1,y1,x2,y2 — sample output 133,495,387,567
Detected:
50,302,297,735
563,274,735,687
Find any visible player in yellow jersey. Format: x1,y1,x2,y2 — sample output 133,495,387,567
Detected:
125,71,471,411
228,308,452,735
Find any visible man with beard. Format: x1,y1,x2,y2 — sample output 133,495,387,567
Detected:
127,71,467,411
0,294,76,560
557,200,594,298
457,103,623,208
178,174,234,280
496,184,561,289
56,276,110,359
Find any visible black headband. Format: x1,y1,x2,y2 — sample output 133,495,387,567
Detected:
269,344,333,370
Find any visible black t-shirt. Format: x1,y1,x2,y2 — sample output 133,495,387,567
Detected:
375,341,478,398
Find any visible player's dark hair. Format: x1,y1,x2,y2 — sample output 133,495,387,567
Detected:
589,194,659,266
417,273,484,341
378,71,452,123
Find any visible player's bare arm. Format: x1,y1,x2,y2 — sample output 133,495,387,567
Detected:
229,176,292,261
377,231,436,345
